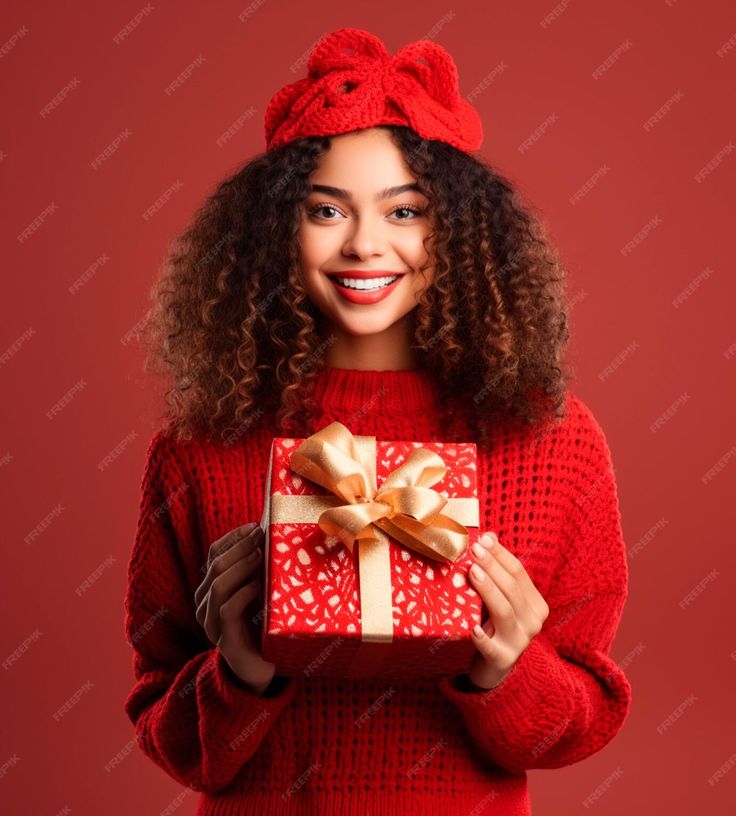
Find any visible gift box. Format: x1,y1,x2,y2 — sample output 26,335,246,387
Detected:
259,421,482,679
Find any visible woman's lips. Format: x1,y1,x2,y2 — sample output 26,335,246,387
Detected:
327,275,404,304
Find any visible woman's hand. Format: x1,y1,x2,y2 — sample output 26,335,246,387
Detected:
194,522,276,695
466,531,550,690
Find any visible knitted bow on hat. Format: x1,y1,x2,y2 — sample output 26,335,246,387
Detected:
264,28,484,153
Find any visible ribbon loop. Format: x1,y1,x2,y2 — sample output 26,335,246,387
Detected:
289,422,374,504
289,421,470,565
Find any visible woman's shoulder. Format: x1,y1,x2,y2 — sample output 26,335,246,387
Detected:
550,391,622,522
142,424,198,473
520,389,613,455
505,389,617,488
558,390,610,437
141,418,274,482
139,424,224,489
558,390,616,464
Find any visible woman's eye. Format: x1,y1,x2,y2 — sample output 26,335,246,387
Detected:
390,206,423,220
307,203,423,221
308,204,343,220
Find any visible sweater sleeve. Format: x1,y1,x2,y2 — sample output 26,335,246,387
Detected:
123,431,298,794
438,403,632,774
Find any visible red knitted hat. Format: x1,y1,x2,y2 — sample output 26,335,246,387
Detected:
264,28,484,153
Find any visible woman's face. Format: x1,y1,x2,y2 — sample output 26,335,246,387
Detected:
298,127,434,340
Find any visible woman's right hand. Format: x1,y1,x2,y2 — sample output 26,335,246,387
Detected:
194,522,276,695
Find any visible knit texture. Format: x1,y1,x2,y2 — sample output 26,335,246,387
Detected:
123,366,632,815
264,28,484,153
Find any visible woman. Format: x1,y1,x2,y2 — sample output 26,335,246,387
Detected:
124,27,631,815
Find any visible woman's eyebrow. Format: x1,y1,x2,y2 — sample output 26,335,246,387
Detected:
308,183,421,201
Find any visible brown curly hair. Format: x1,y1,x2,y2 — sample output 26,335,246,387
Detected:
141,125,574,451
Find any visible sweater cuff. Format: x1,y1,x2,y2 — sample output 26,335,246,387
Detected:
439,634,571,723
201,648,298,712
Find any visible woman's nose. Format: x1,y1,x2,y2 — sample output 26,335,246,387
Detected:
341,216,388,258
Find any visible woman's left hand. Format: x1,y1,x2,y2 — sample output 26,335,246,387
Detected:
465,531,550,690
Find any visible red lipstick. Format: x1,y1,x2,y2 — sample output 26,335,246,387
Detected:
325,270,405,305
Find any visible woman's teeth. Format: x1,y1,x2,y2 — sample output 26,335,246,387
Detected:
334,275,399,290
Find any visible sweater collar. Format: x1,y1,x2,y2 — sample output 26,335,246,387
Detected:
310,366,440,415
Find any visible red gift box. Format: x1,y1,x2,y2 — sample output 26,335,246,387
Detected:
259,421,482,678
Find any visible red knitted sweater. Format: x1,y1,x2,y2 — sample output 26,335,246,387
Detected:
123,366,632,816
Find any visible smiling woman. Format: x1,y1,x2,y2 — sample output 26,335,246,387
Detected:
298,127,436,370
140,117,571,447
126,26,632,816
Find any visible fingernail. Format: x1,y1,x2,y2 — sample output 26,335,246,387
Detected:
471,563,486,582
471,542,486,560
482,532,496,548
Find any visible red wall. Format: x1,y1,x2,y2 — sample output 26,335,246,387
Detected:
1,1,733,813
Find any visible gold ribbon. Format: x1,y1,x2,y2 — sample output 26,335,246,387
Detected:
268,421,478,674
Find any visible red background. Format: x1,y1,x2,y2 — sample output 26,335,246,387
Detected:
2,1,734,814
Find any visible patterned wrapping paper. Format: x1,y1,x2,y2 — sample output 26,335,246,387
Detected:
259,423,483,679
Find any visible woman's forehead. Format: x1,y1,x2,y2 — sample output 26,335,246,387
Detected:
309,130,418,185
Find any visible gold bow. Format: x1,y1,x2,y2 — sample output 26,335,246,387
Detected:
268,421,478,673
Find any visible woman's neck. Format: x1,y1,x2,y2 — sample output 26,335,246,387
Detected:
319,314,419,371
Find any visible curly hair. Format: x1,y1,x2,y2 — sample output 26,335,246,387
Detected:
141,125,574,451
